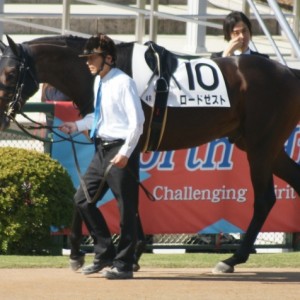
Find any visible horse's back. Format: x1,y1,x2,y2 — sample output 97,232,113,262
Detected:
216,55,300,150
214,55,300,109
157,55,300,151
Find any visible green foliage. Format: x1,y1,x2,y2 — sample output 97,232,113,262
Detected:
0,147,75,255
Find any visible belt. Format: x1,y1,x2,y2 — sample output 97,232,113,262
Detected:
96,138,124,150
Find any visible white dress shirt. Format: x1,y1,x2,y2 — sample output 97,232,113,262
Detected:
76,68,145,157
233,47,251,56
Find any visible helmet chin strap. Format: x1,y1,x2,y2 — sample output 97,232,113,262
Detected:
96,54,114,75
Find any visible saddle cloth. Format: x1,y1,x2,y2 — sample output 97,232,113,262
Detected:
132,43,230,108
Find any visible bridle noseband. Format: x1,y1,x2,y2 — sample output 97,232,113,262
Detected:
1,44,39,119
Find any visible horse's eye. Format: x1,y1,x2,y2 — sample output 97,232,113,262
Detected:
6,71,17,83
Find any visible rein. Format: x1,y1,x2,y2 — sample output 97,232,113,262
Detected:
11,112,92,145
69,135,155,204
10,113,155,202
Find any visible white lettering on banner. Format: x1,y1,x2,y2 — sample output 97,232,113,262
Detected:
274,185,297,200
132,43,230,108
153,185,248,203
152,185,297,202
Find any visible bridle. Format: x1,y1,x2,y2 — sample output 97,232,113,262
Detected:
0,42,91,145
0,43,39,120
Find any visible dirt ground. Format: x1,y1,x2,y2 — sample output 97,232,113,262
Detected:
0,267,300,300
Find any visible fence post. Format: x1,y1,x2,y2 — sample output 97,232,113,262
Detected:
292,233,300,251
242,0,250,16
185,0,207,53
294,0,300,41
135,0,146,43
149,0,158,43
0,0,4,41
62,0,71,34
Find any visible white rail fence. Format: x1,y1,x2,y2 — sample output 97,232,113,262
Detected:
0,0,299,60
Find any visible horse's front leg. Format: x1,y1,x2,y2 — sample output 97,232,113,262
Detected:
213,156,276,273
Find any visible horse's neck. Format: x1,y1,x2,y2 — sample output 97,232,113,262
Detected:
30,44,94,116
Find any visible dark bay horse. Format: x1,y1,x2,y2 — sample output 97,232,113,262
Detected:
0,35,300,273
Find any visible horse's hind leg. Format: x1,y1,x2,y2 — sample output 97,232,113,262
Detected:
213,149,276,273
215,147,300,273
273,149,300,195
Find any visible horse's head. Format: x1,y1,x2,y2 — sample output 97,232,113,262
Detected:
0,35,39,130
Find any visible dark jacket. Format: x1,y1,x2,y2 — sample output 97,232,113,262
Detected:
210,50,269,59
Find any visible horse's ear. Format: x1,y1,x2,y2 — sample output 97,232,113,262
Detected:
6,34,21,57
0,39,7,55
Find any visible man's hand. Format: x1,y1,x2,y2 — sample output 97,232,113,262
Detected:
59,122,78,134
223,37,243,57
110,153,128,169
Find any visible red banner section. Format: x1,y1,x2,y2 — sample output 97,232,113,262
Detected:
52,102,300,234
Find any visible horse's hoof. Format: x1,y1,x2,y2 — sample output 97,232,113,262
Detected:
212,262,234,274
133,263,140,272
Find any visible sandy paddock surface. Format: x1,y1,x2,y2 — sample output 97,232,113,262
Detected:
0,267,300,300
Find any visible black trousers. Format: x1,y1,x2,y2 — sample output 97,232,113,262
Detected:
74,140,140,271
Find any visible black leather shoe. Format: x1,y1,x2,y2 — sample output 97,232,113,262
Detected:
103,267,133,279
82,261,113,275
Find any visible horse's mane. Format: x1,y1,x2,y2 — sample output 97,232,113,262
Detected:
25,35,87,53
290,67,300,80
22,35,136,89
24,35,138,59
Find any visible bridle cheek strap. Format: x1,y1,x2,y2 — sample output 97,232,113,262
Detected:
2,44,39,118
